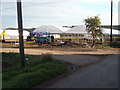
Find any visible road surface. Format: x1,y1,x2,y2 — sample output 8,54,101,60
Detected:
53,54,108,66
37,54,118,88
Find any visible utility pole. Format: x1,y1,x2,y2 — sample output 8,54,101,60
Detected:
110,0,113,42
17,0,25,68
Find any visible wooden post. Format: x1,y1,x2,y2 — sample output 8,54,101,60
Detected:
17,0,25,68
110,0,113,43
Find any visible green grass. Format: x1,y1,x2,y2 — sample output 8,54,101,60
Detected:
104,36,120,39
2,52,66,88
95,42,120,48
109,42,120,48
95,44,103,48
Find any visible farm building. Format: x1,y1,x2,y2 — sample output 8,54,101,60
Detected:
33,25,63,39
61,25,90,39
61,26,119,38
33,25,120,41
1,25,119,43
62,26,119,42
33,25,90,39
0,30,29,40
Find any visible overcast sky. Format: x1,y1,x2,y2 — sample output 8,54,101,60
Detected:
1,0,119,29
118,1,120,25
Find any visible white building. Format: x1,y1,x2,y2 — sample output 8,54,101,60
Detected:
0,30,29,40
33,25,63,39
33,25,120,40
63,25,90,39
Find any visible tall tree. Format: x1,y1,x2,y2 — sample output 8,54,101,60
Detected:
85,16,103,47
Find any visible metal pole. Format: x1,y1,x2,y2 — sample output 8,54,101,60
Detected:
110,0,113,42
17,0,25,68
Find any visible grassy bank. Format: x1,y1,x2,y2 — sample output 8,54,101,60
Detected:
2,52,66,88
109,42,120,48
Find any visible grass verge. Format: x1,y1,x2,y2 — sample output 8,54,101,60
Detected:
109,42,120,48
2,52,66,88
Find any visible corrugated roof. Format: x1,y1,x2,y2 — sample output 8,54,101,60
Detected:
65,25,87,33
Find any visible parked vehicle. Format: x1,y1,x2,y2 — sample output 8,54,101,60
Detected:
34,32,50,44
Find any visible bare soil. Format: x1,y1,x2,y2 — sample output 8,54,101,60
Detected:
0,47,119,55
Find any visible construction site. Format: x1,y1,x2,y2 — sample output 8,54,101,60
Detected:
0,25,120,48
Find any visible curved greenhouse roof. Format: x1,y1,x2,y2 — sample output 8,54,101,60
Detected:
33,25,120,35
0,30,29,39
33,25,63,33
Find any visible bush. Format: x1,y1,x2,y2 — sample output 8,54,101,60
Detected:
109,42,120,48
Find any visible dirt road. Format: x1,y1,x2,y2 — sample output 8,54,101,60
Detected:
1,47,119,55
1,47,118,67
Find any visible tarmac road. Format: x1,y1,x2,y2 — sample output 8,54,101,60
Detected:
45,54,118,88
53,54,108,66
